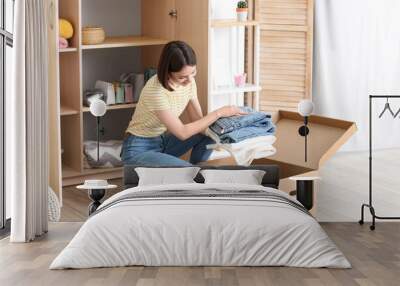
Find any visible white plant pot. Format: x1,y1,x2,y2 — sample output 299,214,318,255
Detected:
237,11,248,22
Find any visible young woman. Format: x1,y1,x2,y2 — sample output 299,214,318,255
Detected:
121,41,245,166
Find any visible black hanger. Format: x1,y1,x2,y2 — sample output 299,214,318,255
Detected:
394,106,400,118
378,98,395,118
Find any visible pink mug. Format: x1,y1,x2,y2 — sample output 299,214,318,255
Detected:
234,73,247,87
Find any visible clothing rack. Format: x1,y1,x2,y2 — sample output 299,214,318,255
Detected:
359,95,400,230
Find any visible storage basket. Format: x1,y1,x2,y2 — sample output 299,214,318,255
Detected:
82,27,105,45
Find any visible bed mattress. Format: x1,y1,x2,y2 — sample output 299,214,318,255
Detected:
50,183,350,269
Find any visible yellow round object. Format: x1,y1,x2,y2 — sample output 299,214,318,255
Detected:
59,18,74,39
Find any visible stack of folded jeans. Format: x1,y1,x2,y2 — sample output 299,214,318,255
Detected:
205,107,277,166
209,106,276,143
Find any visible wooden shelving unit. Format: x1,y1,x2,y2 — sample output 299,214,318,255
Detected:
61,164,81,178
60,105,79,116
49,0,239,199
48,0,171,199
63,165,122,179
48,0,313,204
59,47,78,53
82,36,168,50
82,103,137,113
62,164,123,187
208,16,261,111
210,19,259,28
211,84,262,96
63,165,123,178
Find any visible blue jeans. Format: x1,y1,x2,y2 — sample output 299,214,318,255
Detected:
121,133,215,166
210,106,272,135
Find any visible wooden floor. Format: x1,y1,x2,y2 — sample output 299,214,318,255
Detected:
1,222,400,286
317,148,400,222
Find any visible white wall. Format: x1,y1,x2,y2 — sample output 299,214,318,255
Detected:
313,0,400,151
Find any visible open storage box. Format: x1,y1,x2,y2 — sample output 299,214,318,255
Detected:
253,110,357,178
208,110,357,212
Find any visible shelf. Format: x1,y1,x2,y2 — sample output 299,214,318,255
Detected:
82,103,137,113
60,105,79,116
211,84,262,95
62,164,123,186
82,36,168,50
211,19,259,28
59,47,78,53
62,164,122,179
81,167,123,176
62,164,81,178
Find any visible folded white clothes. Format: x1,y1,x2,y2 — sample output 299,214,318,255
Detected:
205,128,276,166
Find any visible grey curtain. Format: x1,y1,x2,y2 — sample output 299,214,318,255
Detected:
8,0,49,242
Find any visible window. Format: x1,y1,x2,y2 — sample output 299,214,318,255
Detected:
1,0,14,234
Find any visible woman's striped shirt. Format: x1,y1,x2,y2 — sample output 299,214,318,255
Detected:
126,75,197,137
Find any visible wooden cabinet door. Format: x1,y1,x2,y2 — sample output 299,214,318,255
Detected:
142,0,210,113
141,0,177,68
175,0,209,113
142,0,176,40
257,0,314,112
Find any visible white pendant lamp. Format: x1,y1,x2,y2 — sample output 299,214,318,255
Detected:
89,99,107,161
297,99,314,162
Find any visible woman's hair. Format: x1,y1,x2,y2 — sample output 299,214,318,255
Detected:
157,41,197,91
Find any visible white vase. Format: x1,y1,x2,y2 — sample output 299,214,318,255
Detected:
236,10,248,22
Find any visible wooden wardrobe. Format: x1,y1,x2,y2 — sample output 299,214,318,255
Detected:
47,0,314,203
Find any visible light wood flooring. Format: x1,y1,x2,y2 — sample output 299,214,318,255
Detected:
316,148,400,222
1,222,400,286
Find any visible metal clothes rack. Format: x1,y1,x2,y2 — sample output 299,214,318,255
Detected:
359,95,400,230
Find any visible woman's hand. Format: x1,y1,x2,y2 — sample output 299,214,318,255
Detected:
215,105,248,118
154,105,247,141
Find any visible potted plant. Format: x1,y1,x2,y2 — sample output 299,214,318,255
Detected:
236,1,248,22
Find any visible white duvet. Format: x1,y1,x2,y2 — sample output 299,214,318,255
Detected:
50,183,350,269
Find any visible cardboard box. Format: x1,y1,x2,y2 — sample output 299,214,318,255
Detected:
251,110,357,215
254,110,357,179
207,110,357,213
209,110,357,174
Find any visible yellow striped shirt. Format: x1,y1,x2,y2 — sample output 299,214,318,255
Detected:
126,75,197,137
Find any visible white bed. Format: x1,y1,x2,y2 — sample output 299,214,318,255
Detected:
50,183,350,269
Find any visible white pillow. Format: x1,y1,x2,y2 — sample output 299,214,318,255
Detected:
200,169,266,185
135,167,201,186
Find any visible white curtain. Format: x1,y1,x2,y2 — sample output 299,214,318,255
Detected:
313,0,400,151
7,0,49,242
